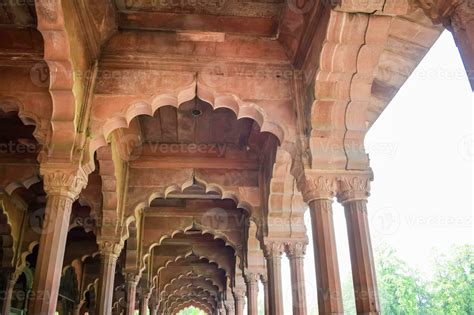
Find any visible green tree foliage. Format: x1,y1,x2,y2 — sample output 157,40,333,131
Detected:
429,245,474,315
342,244,473,315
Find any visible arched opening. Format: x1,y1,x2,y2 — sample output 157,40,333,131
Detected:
177,305,208,315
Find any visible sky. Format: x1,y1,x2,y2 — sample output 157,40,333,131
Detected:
273,30,473,314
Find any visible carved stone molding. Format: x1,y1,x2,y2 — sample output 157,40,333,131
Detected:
285,242,307,258
41,166,88,200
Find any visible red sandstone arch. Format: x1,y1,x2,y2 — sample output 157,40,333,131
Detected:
144,223,241,262
87,81,291,172
154,250,233,280
0,96,50,147
172,300,212,315
161,272,225,294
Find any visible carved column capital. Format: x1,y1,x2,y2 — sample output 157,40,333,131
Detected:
125,272,140,285
233,287,246,301
337,172,373,204
260,274,268,284
301,172,338,203
97,238,123,259
263,241,284,259
285,242,307,259
244,272,260,284
224,300,235,312
41,166,88,200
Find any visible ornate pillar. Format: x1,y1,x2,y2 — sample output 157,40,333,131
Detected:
125,274,139,315
245,273,259,315
234,287,246,315
304,175,344,314
29,168,87,315
261,275,270,315
264,242,284,315
1,272,16,315
97,240,123,315
338,175,379,314
139,292,150,315
286,242,308,315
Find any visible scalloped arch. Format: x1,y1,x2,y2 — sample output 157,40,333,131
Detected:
136,176,253,217
0,96,49,146
85,82,288,174
144,224,238,266
157,250,231,277
161,272,223,294
173,301,212,315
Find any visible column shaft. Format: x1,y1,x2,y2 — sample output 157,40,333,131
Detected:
235,297,245,315
126,280,138,315
265,244,283,315
287,248,307,315
29,194,74,315
309,199,344,314
246,277,258,315
343,199,379,314
262,278,270,315
140,295,150,315
97,252,119,315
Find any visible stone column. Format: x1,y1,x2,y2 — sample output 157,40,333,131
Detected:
225,300,235,315
150,303,158,315
97,240,123,315
338,175,379,314
139,292,150,315
304,175,344,314
245,273,259,315
286,242,308,315
234,288,245,315
264,242,284,315
29,168,87,315
1,273,16,315
125,274,139,315
261,275,269,315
